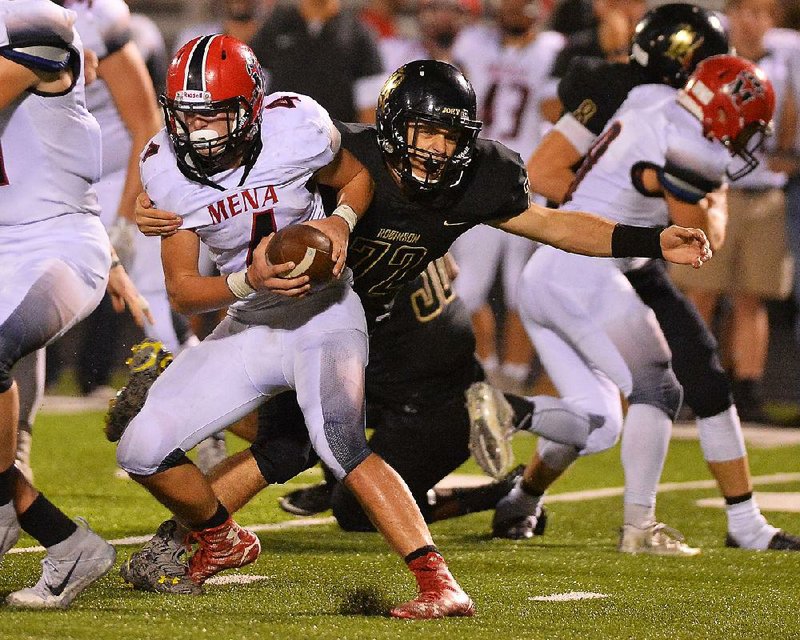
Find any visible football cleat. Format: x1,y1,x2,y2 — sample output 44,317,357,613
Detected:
278,482,334,517
104,339,173,442
0,501,21,562
466,381,516,479
618,522,701,557
187,518,261,585
491,506,548,540
726,529,800,551
390,552,475,619
120,519,201,595
6,519,116,609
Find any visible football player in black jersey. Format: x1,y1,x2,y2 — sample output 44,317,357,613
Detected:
506,3,799,551
121,59,714,596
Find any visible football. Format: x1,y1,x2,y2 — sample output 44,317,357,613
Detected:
266,223,335,285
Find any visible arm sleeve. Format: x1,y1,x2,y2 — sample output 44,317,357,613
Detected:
558,57,627,136
659,120,727,203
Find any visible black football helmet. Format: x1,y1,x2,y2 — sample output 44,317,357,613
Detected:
630,3,730,88
376,60,482,197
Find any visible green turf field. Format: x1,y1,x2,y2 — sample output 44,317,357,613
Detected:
1,410,799,640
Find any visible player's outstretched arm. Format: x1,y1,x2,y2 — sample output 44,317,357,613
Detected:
494,202,711,267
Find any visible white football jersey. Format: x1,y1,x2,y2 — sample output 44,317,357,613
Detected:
564,84,729,230
453,25,564,160
68,0,132,177
0,0,102,226
140,93,344,322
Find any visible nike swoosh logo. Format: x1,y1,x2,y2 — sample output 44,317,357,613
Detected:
47,552,82,596
443,220,470,227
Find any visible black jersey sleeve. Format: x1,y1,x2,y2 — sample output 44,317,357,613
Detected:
476,140,531,222
558,57,633,136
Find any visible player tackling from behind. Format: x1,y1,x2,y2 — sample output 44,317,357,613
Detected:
125,52,712,606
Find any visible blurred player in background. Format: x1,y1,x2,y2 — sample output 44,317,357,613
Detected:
448,0,565,393
0,0,149,609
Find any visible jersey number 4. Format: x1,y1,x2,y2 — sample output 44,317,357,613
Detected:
246,208,277,265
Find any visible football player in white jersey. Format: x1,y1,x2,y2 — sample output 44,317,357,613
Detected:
489,54,783,554
116,36,477,619
12,0,177,484
449,0,565,392
0,0,150,608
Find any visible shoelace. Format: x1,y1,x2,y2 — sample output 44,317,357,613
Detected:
651,523,687,543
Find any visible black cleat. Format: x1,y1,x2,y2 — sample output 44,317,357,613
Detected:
104,340,173,442
278,482,334,517
726,530,800,551
120,520,201,595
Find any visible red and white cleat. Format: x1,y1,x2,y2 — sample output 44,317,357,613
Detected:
187,518,261,585
390,552,476,619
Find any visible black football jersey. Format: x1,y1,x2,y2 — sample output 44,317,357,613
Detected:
558,56,652,136
366,260,479,410
334,121,530,323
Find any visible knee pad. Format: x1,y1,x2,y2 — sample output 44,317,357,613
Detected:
251,392,318,484
528,396,606,450
536,438,580,472
628,363,683,420
680,354,733,418
697,406,747,462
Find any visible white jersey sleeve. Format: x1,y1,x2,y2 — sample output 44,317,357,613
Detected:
0,2,102,226
0,0,76,71
68,0,131,60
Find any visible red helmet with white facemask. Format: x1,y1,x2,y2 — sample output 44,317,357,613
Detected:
161,35,265,179
678,54,775,180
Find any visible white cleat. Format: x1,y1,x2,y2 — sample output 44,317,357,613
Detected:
618,522,701,557
6,519,116,609
466,382,515,479
0,501,21,562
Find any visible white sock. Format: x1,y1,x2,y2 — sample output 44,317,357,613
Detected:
623,502,656,529
726,498,778,549
480,354,499,374
496,478,542,521
621,404,671,527
501,362,530,383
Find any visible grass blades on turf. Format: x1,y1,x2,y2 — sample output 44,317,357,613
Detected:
0,411,798,640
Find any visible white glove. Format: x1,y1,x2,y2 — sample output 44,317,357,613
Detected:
107,217,138,271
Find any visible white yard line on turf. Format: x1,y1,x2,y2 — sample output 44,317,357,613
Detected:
9,472,800,555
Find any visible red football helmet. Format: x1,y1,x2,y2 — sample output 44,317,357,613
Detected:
161,34,265,177
678,54,775,180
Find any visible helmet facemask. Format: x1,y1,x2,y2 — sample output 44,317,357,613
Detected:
383,112,480,198
162,93,259,177
723,119,772,181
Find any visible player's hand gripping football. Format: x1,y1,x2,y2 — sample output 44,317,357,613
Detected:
304,214,349,278
659,226,712,269
248,235,311,297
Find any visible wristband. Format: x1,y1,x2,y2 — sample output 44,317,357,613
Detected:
226,270,256,299
332,204,358,232
611,224,664,259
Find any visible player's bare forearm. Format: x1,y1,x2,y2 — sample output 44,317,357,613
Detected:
317,148,374,220
496,204,617,256
527,130,581,204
